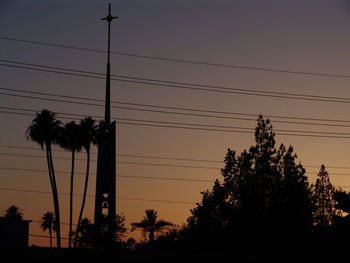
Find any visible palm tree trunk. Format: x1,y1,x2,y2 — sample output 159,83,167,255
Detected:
47,144,61,248
45,146,54,198
45,146,54,248
69,150,75,248
149,229,155,242
74,149,90,248
49,227,52,248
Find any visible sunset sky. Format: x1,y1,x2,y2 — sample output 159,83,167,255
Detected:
2,0,350,247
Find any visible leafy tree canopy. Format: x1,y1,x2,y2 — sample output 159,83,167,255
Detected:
187,116,313,249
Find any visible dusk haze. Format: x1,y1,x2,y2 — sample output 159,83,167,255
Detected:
1,0,350,261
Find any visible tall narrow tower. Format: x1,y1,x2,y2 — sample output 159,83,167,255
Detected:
94,3,118,248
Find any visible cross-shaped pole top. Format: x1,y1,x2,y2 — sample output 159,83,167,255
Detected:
101,3,117,124
101,3,118,22
101,3,118,63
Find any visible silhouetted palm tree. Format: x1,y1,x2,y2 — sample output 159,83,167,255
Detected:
4,205,23,221
26,109,62,248
41,212,56,248
131,209,173,242
59,121,83,248
74,117,97,248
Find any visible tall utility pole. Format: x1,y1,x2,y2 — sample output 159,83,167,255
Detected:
94,3,118,248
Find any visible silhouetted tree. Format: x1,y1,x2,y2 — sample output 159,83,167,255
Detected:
4,205,23,221
74,214,126,248
124,237,137,250
332,189,350,238
75,218,94,248
131,209,173,242
312,165,336,228
273,145,313,235
116,213,127,243
26,109,62,248
58,121,83,248
187,179,229,248
74,117,97,248
41,212,56,248
334,190,350,214
187,116,313,250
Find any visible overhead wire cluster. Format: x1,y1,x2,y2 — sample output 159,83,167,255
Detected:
1,36,350,222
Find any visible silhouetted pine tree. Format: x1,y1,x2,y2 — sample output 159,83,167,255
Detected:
186,115,313,251
312,165,336,228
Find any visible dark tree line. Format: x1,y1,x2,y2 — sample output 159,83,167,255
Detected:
149,116,350,253
177,116,349,253
25,110,350,252
183,116,313,251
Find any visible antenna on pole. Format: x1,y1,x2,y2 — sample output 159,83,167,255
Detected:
101,3,118,124
101,3,118,63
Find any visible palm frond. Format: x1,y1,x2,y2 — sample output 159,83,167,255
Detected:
155,220,173,230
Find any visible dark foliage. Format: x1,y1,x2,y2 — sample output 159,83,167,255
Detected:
185,116,313,252
311,165,336,228
41,211,56,248
131,209,173,242
4,205,23,221
74,214,128,248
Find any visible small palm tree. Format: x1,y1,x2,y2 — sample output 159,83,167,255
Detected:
26,109,62,248
58,121,83,248
41,212,56,248
74,117,97,247
131,209,173,242
4,205,23,221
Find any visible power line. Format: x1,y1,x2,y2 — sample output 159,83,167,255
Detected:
0,169,213,183
0,162,348,178
3,90,350,130
4,86,350,125
5,105,350,136
0,166,215,183
0,151,220,169
0,92,284,125
2,60,350,104
0,185,348,207
121,161,218,170
4,152,350,172
29,234,70,240
2,144,350,170
119,175,212,183
3,91,350,130
30,220,143,233
3,104,350,138
0,187,195,205
3,109,350,139
31,220,73,226
4,58,350,102
0,144,222,163
2,35,350,79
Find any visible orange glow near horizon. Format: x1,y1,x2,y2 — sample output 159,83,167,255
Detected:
2,0,350,247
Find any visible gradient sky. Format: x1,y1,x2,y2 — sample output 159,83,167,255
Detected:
2,0,350,247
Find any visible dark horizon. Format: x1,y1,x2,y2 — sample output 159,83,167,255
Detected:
2,0,350,249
